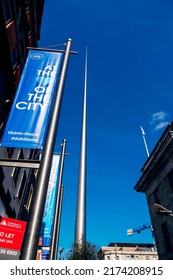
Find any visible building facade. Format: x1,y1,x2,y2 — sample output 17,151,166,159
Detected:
98,242,158,260
135,123,173,260
0,0,44,220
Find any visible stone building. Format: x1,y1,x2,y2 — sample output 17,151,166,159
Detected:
98,242,158,260
135,123,173,259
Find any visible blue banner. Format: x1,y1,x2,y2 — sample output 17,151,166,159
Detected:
1,50,63,149
40,154,61,247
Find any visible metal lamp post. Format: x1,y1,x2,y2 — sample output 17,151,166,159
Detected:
20,39,72,260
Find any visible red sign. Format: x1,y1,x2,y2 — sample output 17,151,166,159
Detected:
0,217,26,250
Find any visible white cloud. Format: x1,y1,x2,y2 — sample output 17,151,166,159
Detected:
153,121,169,131
151,111,167,123
151,111,169,132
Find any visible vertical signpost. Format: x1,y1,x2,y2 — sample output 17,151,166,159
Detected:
20,39,72,260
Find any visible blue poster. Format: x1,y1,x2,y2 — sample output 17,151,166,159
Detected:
40,154,61,247
1,50,63,149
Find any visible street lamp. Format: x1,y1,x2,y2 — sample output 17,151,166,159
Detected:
152,203,173,216
59,247,64,260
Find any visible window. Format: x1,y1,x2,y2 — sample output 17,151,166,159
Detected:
6,20,17,49
167,169,173,191
6,148,14,158
0,167,5,183
27,20,32,35
24,185,33,212
6,189,11,204
11,149,24,186
19,37,26,58
141,247,152,252
12,208,16,218
15,170,26,201
2,0,13,23
11,167,20,185
10,47,18,69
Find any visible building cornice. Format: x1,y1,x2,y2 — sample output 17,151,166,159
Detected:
134,123,173,192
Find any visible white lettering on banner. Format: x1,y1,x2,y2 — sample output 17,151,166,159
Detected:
11,137,38,142
8,131,23,135
16,102,48,111
37,65,57,77
8,131,39,137
15,64,57,111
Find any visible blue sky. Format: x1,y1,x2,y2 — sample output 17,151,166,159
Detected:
39,0,173,257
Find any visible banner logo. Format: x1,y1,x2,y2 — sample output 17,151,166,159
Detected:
30,53,44,60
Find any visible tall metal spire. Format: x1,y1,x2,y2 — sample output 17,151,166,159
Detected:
140,126,150,157
75,48,87,244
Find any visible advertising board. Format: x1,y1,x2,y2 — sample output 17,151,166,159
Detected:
0,216,26,260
